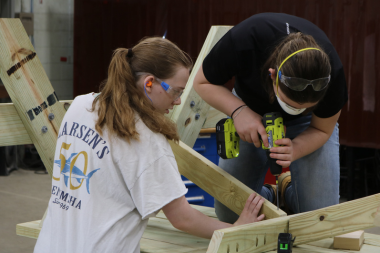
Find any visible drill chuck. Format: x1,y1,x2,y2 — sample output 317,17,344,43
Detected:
266,150,282,176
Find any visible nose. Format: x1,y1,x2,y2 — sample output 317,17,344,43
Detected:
173,97,181,105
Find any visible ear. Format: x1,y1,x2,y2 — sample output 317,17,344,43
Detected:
143,75,155,93
268,68,276,81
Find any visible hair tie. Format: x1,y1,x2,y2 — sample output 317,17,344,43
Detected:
231,105,246,118
127,48,134,58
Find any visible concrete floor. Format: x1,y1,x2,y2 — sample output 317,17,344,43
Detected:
0,169,51,253
1,168,380,253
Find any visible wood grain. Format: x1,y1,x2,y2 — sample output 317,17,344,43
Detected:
170,140,287,220
207,216,289,253
333,230,364,250
16,211,380,253
168,26,232,148
0,102,32,146
0,100,224,147
0,100,72,147
290,193,380,245
364,233,380,247
207,193,380,253
202,107,226,129
0,19,67,176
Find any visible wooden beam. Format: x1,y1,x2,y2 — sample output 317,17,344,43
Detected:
16,220,41,239
169,140,286,220
168,26,232,148
364,233,380,247
0,100,72,147
333,230,364,250
0,19,67,176
202,107,226,129
206,193,380,253
0,101,222,147
19,217,380,253
0,102,32,146
289,193,380,245
199,128,216,134
207,216,289,253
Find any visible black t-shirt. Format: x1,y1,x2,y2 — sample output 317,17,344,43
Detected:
203,13,348,122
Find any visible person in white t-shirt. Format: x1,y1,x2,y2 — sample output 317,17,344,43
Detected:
34,37,265,253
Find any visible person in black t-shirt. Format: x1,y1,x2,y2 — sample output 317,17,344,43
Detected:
194,13,347,222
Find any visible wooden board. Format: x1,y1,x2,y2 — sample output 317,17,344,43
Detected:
168,26,232,148
16,205,380,253
206,193,380,253
364,232,380,247
0,100,72,147
169,140,286,220
289,193,380,245
0,19,67,176
0,102,32,146
333,230,364,251
207,216,289,253
0,101,221,147
202,107,226,129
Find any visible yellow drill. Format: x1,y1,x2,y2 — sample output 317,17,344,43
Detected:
216,112,285,209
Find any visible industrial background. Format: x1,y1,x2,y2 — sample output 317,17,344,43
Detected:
0,0,380,252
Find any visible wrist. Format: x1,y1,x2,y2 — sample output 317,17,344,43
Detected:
230,104,246,118
232,105,248,120
291,139,301,161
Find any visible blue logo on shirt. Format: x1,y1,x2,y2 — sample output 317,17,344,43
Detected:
53,142,100,194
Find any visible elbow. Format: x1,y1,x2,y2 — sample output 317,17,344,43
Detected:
309,125,332,138
170,215,192,232
193,79,201,94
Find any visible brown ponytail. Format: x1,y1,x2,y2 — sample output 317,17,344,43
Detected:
91,37,192,143
262,32,331,104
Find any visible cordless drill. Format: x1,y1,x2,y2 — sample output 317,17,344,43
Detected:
216,112,285,209
261,112,285,210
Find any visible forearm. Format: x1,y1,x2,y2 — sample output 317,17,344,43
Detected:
193,66,244,116
163,196,233,239
291,112,340,161
291,126,330,161
195,82,244,116
177,207,233,239
164,194,265,239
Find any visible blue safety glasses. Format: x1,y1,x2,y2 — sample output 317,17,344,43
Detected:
136,72,183,101
155,77,183,101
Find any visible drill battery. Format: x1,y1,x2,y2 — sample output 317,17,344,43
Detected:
216,118,240,159
216,112,285,162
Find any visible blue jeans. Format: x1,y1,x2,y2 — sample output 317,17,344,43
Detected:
214,114,340,223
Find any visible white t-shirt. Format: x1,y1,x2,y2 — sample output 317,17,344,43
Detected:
34,93,187,253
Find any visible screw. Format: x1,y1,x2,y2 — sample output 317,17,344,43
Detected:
41,126,48,133
190,101,195,108
64,102,70,111
195,113,200,120
48,113,55,120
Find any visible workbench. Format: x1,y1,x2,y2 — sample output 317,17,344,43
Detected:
16,205,380,253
